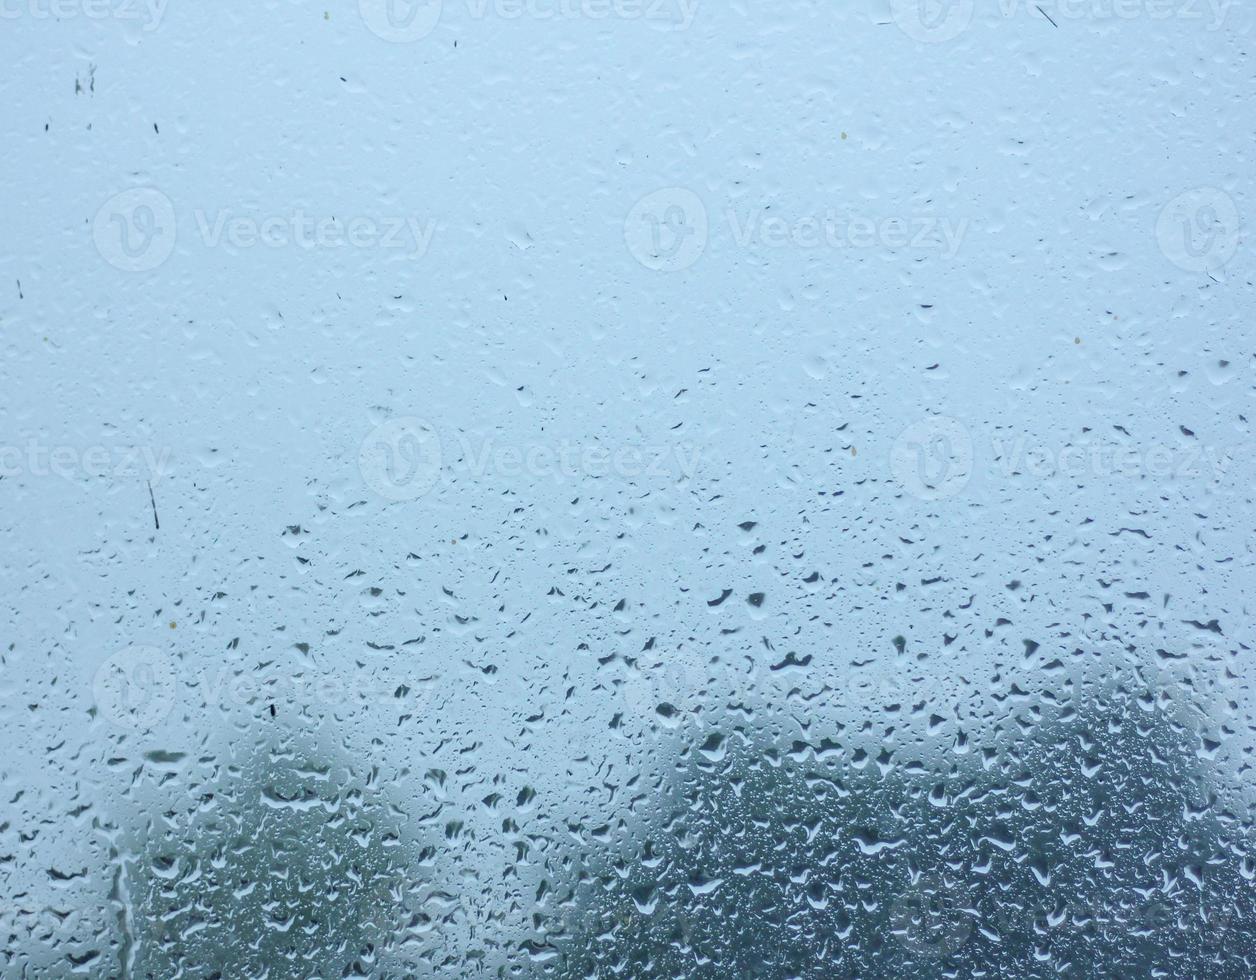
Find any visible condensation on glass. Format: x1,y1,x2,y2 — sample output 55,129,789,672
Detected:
1,2,1252,977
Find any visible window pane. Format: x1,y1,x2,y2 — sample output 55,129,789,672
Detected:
2,3,1252,976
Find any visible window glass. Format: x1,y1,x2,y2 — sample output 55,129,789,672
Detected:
1,3,1252,975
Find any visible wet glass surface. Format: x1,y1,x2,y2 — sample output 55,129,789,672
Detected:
1,2,1253,976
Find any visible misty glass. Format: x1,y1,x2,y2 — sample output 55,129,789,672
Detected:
1,2,1252,977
